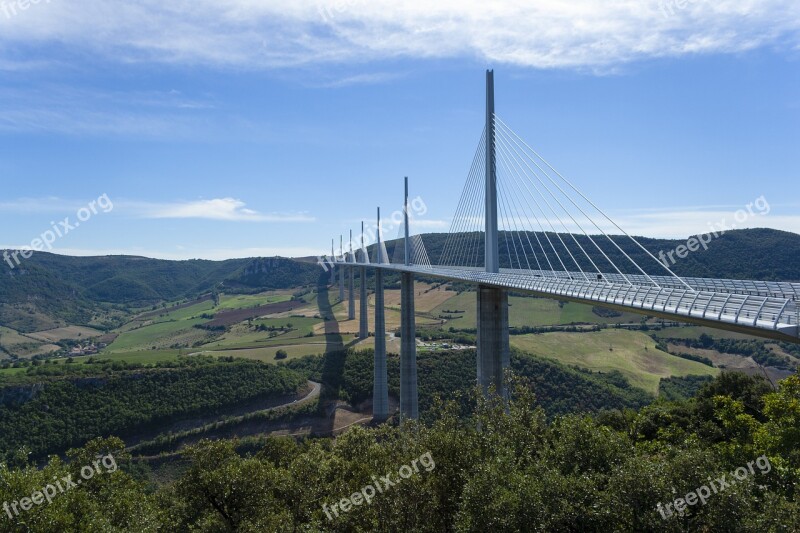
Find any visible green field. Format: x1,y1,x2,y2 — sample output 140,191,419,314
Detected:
511,329,719,395
58,349,187,365
199,317,325,350
1,326,40,346
128,300,216,327
432,293,641,329
92,291,334,365
108,318,207,352
653,326,760,341
27,326,105,343
7,283,732,394
108,292,299,352
216,292,293,310
0,326,61,358
204,340,349,363
0,367,28,377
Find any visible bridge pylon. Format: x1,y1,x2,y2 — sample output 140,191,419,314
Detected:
400,177,419,421
478,69,510,401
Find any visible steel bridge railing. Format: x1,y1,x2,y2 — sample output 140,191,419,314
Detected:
331,260,799,339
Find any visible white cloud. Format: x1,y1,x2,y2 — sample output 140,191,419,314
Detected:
312,72,407,88
0,86,219,137
0,196,314,223
0,1,798,70
136,198,315,222
0,197,84,213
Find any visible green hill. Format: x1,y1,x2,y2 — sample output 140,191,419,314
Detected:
2,227,797,332
379,228,800,281
0,253,319,331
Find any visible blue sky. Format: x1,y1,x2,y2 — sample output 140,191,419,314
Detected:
1,1,798,260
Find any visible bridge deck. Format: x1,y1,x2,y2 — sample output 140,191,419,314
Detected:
505,269,800,302
333,260,799,342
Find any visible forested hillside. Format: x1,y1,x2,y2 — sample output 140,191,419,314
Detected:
0,371,797,531
0,253,319,331
0,357,306,460
288,348,652,419
2,228,797,332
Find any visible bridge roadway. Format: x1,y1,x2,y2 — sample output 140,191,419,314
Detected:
333,260,800,342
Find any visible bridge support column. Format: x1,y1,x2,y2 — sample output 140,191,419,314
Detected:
400,271,418,420
373,268,388,420
338,264,345,301
477,285,509,400
359,267,368,339
348,266,355,320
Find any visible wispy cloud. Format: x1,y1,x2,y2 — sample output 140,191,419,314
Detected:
135,198,315,223
312,72,407,88
0,197,94,213
0,86,219,138
0,196,315,223
0,1,798,71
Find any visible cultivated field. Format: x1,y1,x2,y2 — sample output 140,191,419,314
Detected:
0,326,62,358
510,329,719,395
27,325,105,343
431,292,643,330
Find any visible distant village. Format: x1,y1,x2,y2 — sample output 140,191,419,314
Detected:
69,342,108,356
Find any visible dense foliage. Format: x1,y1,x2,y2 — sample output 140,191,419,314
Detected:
662,333,794,370
0,358,305,460
288,348,652,419
658,374,715,401
2,371,799,531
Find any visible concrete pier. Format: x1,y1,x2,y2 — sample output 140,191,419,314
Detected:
400,271,418,420
348,266,355,320
477,285,509,399
330,240,337,290
373,268,388,420
359,267,368,338
348,231,356,320
338,265,345,301
338,236,345,301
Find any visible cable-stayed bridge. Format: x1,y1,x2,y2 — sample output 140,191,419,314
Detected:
326,71,799,421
